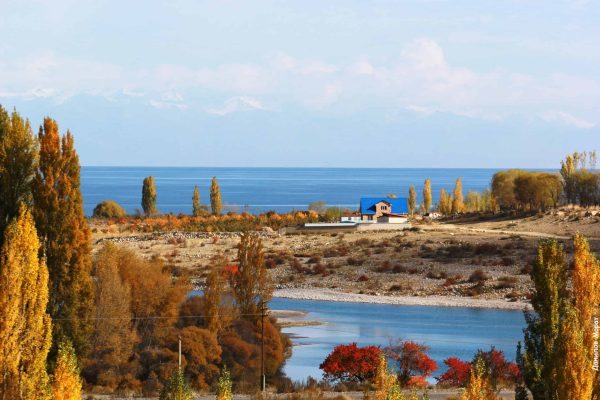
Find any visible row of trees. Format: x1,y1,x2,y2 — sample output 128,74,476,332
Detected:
85,232,289,394
491,170,562,211
0,106,91,398
319,340,518,391
0,106,289,397
518,234,600,399
409,177,494,216
491,151,599,212
140,175,223,217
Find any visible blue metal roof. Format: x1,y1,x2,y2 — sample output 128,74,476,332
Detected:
360,197,409,215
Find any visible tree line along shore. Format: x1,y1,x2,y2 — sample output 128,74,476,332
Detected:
1,106,600,399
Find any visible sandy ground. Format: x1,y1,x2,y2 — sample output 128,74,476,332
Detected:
91,207,600,309
273,288,530,310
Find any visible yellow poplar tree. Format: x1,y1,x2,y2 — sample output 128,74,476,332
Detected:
210,176,222,215
460,358,497,400
422,179,432,213
408,186,417,216
216,366,232,400
438,189,449,215
192,185,202,217
557,234,600,399
51,340,82,400
230,232,271,323
203,256,225,334
142,176,157,216
32,117,94,360
0,205,52,399
452,177,464,214
0,106,38,243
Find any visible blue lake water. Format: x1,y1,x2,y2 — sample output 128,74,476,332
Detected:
269,297,526,382
81,167,516,215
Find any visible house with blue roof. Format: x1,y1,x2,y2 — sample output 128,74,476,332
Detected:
359,197,409,223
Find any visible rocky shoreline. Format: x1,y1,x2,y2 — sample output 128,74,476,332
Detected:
274,288,531,310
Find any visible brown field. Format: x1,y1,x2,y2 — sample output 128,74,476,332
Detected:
91,207,600,308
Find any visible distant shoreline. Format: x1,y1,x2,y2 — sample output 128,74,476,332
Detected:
274,288,531,311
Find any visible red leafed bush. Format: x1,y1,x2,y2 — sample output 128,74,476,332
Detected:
436,357,471,387
475,347,521,389
385,340,438,387
319,343,381,383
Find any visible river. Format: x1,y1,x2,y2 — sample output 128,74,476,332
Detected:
269,297,526,382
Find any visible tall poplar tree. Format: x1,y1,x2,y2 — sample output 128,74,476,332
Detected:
557,234,600,399
438,189,449,215
142,176,157,216
203,256,225,334
452,177,464,214
51,340,82,400
522,240,568,399
0,106,38,243
32,117,94,360
408,185,417,216
210,176,222,215
229,232,272,323
0,206,52,399
422,179,432,213
192,185,202,217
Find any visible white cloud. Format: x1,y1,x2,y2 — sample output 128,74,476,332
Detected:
540,111,596,129
206,96,268,116
149,91,188,110
0,40,598,127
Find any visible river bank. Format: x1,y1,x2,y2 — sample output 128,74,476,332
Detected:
274,288,531,310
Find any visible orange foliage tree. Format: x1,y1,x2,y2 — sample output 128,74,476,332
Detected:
33,117,94,360
385,340,438,387
319,343,381,384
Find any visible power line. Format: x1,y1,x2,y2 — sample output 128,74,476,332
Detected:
52,311,267,322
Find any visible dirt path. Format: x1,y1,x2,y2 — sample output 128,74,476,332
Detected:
418,223,596,241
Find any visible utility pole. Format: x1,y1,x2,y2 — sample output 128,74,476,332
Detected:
178,334,182,372
261,301,266,394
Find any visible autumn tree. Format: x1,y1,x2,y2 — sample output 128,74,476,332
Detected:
216,366,233,400
438,189,451,215
408,185,417,216
373,353,401,400
32,117,94,360
459,357,498,400
385,340,437,387
159,370,192,400
422,179,432,212
0,106,38,243
51,340,82,400
192,185,202,217
560,154,577,204
436,357,471,387
472,347,519,390
556,234,600,399
142,176,157,216
210,176,222,215
452,177,464,214
0,206,52,399
84,242,138,389
230,232,272,322
117,247,189,347
319,343,381,384
203,256,226,334
92,200,126,219
522,239,567,399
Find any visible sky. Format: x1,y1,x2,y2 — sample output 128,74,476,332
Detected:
1,0,599,168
